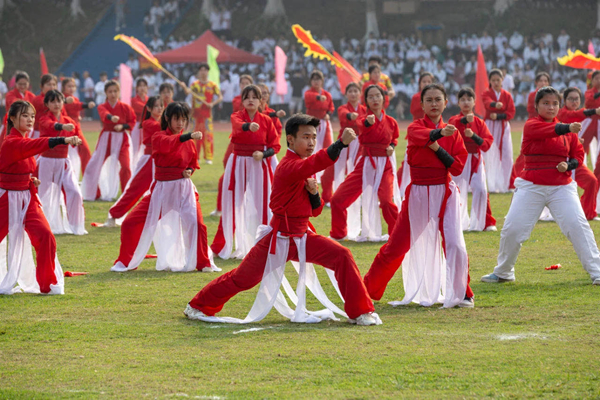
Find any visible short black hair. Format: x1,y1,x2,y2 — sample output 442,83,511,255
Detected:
421,83,447,102
159,82,174,93
368,64,381,75
142,95,162,121
368,55,382,65
535,86,561,107
161,101,191,130
309,70,324,82
15,71,30,83
345,82,360,94
104,80,120,93
364,84,386,111
535,71,551,84
457,87,475,100
44,89,65,105
41,74,57,88
488,68,504,81
198,63,210,71
563,86,582,103
592,70,600,81
136,78,148,88
418,72,434,86
285,113,320,144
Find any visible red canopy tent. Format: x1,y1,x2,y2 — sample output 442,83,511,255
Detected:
154,30,265,64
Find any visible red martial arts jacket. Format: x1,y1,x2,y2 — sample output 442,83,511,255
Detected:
448,113,493,155
230,109,280,155
558,106,590,124
232,95,242,113
5,88,36,110
151,127,200,181
63,96,85,122
407,115,468,185
410,93,424,121
357,110,399,159
337,102,367,140
482,88,516,121
304,87,334,120
584,87,600,109
0,128,50,190
38,112,81,158
31,93,48,131
527,90,538,119
262,105,283,140
142,119,161,155
131,95,148,122
520,116,584,186
97,101,136,132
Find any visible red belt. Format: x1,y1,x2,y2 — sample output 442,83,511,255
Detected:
233,143,265,157
409,167,449,185
268,213,315,255
0,172,33,191
524,154,566,170
154,166,185,181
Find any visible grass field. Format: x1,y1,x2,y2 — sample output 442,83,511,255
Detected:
1,124,600,399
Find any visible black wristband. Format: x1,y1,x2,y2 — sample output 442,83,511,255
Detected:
435,146,455,168
490,102,497,108
389,143,396,149
594,93,600,99
49,137,67,148
555,123,571,135
308,191,321,209
269,112,277,118
316,95,323,101
429,129,443,142
122,123,131,130
262,148,275,158
496,113,507,120
54,123,64,131
327,139,348,161
567,158,579,171
81,103,90,109
106,114,114,122
584,109,597,117
242,123,250,131
364,119,373,127
460,116,468,125
471,133,484,146
346,113,353,121
179,132,193,142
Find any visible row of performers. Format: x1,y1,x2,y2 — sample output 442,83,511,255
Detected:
1,79,600,327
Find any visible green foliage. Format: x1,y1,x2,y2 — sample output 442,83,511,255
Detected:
1,128,600,398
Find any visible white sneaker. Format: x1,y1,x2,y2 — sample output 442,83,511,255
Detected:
458,298,474,308
593,217,600,221
481,273,515,283
206,160,213,165
103,217,116,227
325,202,331,208
328,235,348,242
209,209,221,217
348,312,378,326
484,225,498,232
593,278,600,285
184,304,207,320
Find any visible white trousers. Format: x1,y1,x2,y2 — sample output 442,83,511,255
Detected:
494,178,600,281
483,119,512,193
452,154,490,231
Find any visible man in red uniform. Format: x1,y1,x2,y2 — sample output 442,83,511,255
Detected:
185,114,380,325
190,63,222,164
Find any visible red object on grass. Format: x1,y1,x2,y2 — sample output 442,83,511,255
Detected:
64,271,88,277
545,264,562,270
40,48,49,75
144,254,157,259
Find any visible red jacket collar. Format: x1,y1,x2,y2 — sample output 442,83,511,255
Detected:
423,114,444,129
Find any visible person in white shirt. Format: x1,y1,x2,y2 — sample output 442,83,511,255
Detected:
557,29,570,54
365,32,378,52
149,35,164,52
0,76,7,108
479,31,493,51
209,8,221,31
509,31,523,51
501,67,515,95
149,0,163,36
125,54,140,74
82,71,95,120
320,34,334,52
434,63,446,84
94,72,108,108
494,32,507,51
220,6,231,35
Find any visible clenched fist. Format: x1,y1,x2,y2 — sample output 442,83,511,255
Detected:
63,123,75,132
276,110,286,118
441,124,457,136
366,114,376,125
570,122,582,133
556,161,568,173
65,136,82,146
350,112,359,120
191,131,203,140
249,122,260,132
341,127,357,145
466,113,474,123
305,178,318,195
252,151,264,161
465,128,474,138
111,115,120,123
495,102,503,109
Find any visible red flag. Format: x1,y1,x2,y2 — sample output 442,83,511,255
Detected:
40,48,49,75
333,51,361,93
474,45,488,119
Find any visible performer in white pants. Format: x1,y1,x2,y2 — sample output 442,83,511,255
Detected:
482,69,516,193
449,88,497,232
37,90,87,235
482,87,600,285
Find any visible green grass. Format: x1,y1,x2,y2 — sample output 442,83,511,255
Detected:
1,128,600,399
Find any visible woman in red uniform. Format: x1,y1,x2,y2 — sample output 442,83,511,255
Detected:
399,72,435,197
0,100,81,294
211,85,280,260
448,88,496,231
0,72,36,147
330,84,400,242
210,75,255,217
361,65,391,110
103,96,164,227
30,74,61,141
481,87,600,285
62,77,94,179
304,70,335,204
333,82,367,233
510,72,550,189
112,102,218,273
363,83,473,308
129,78,149,164
38,90,87,235
81,80,136,201
482,69,516,193
558,87,600,220
581,71,600,189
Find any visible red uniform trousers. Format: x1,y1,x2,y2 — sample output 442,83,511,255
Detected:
576,164,599,220
94,132,132,199
330,157,398,239
189,230,375,319
108,157,153,219
0,191,58,293
78,134,92,175
363,188,474,301
509,153,525,189
115,190,211,269
215,142,234,212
